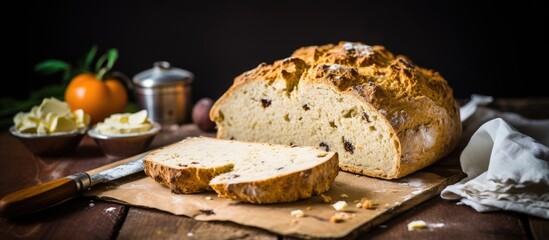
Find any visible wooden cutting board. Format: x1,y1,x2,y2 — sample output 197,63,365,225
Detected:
86,147,464,238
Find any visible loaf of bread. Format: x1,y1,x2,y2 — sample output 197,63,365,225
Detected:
143,137,339,203
210,42,461,179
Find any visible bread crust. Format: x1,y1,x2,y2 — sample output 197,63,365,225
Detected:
143,143,234,194
210,153,339,204
143,137,339,203
210,42,461,179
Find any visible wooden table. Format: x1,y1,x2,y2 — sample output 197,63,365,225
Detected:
1,98,548,240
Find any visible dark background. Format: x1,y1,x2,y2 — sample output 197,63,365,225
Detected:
19,0,548,104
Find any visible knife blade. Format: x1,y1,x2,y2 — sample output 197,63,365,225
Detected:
90,155,145,185
0,154,146,218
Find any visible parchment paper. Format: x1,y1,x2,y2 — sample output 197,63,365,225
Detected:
86,164,455,238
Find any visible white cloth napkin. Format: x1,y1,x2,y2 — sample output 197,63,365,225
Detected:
441,100,549,219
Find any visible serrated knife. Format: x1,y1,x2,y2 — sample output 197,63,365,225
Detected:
0,154,145,218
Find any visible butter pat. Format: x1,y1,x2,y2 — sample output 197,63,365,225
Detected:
95,110,153,135
13,98,90,134
290,210,305,218
332,200,348,211
407,220,427,231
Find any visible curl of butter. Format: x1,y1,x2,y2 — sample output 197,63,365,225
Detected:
95,110,152,135
13,98,90,134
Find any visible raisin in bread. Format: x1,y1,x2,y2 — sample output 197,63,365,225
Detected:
143,137,339,203
210,42,461,179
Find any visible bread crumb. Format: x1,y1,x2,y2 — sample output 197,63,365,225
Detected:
306,207,312,211
430,223,445,228
340,193,348,198
104,207,116,214
407,220,427,231
291,210,305,218
356,198,376,209
320,194,333,203
88,199,95,208
291,219,298,224
205,196,213,200
330,212,353,223
332,200,348,211
187,232,194,237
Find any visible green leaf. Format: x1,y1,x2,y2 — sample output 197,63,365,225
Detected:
28,84,66,101
95,54,108,73
83,45,98,72
106,48,118,69
62,69,73,84
124,101,139,113
0,98,39,117
35,60,71,75
95,48,119,80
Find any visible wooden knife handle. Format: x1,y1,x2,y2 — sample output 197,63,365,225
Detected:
0,172,91,218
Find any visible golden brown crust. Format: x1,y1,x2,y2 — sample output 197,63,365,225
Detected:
209,153,339,204
143,144,234,194
143,137,339,203
210,41,461,179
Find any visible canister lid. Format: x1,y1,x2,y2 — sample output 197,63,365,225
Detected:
133,61,194,87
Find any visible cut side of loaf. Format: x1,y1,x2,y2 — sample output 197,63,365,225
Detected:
210,42,461,179
143,137,339,204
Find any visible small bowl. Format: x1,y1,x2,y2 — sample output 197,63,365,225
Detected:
87,122,161,158
9,126,87,157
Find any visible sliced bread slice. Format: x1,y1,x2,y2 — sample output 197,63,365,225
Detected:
143,137,339,204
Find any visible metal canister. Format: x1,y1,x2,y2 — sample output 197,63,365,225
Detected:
133,61,194,125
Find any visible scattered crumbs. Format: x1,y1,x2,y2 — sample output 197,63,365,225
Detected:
404,179,424,188
332,201,348,211
320,194,333,203
187,232,194,237
306,207,312,211
356,198,376,209
379,225,387,228
430,223,445,228
291,219,299,225
88,201,95,208
340,193,349,198
330,212,353,223
291,210,305,218
104,207,116,214
205,196,213,200
411,189,422,195
407,220,427,231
